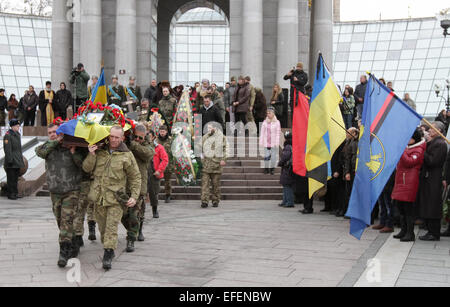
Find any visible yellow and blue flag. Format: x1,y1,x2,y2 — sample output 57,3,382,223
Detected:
347,74,423,239
90,66,107,104
305,53,346,198
56,119,111,145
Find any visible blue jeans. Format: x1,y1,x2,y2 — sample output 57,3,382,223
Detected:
282,185,294,206
343,114,353,129
378,190,393,228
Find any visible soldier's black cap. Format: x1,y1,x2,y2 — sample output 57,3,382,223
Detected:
9,119,20,127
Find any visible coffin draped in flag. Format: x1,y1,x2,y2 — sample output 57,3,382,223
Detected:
346,74,423,239
89,66,107,105
305,53,346,198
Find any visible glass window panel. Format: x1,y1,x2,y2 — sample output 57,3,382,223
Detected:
25,56,39,66
189,53,200,62
19,18,32,27
374,51,387,61
12,55,25,66
406,80,420,91
190,35,200,44
0,55,12,65
361,51,375,61
398,59,412,70
212,63,225,72
32,19,46,28
400,50,414,60
16,76,29,87
14,66,28,77
396,70,409,80
380,23,393,32
202,53,212,62
394,80,407,91
188,62,199,71
29,77,42,87
334,62,347,71
23,46,38,57
385,60,399,70
3,76,16,87
201,62,212,71
365,32,378,41
391,31,405,40
421,20,436,29
0,44,9,55
372,61,385,71
409,70,423,80
176,53,188,61
418,30,433,39
435,68,450,79
383,71,396,81
425,58,439,68
352,33,365,42
8,36,22,45
335,52,349,62
0,25,6,35
427,48,441,58
416,91,430,103
333,26,340,34
20,27,34,37
367,23,380,32
363,41,376,51
439,58,450,68
360,61,372,71
354,24,367,33
176,35,188,44
213,45,225,53
345,71,358,83
407,22,420,30
7,26,20,36
0,35,7,44
402,39,417,50
39,58,51,67
337,43,350,52
378,32,391,41
422,69,436,79
1,65,14,75
393,22,407,31
22,37,35,46
35,37,48,47
10,45,23,56
349,52,361,61
377,41,389,51
339,34,352,43
213,53,224,62
387,50,401,60
347,62,359,71
411,59,425,70
413,48,428,59
388,41,402,50
350,42,363,52
430,38,444,48
404,30,419,40
419,80,433,91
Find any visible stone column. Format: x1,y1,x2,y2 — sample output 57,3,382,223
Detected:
80,0,102,78
310,0,334,76
276,0,299,88
241,0,263,88
51,0,73,87
115,0,137,85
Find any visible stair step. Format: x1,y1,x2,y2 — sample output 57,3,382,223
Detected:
158,193,282,201
223,167,280,174
169,186,282,194
161,179,279,187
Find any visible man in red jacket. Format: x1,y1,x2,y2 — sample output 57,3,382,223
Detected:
148,129,169,218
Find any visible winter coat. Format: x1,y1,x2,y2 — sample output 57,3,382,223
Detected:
284,69,308,99
22,91,38,111
158,94,177,128
70,70,90,99
354,81,367,105
341,95,355,115
144,86,157,102
35,140,83,194
259,117,281,148
7,98,19,120
391,139,426,203
342,137,358,178
202,130,228,174
3,129,24,169
150,142,169,179
253,90,267,122
129,140,154,196
435,112,449,135
417,137,448,219
82,142,141,207
232,83,251,113
54,89,72,114
200,103,224,131
0,95,6,112
271,92,284,119
278,143,294,186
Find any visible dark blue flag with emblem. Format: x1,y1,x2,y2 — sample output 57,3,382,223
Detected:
346,74,423,239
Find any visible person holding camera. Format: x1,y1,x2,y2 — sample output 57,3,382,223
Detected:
283,62,308,108
70,63,90,113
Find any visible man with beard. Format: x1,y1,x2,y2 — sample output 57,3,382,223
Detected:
156,125,174,203
38,81,56,126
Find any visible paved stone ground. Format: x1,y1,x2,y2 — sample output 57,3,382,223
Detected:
0,196,448,287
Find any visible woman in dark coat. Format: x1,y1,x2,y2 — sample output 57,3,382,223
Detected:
54,82,72,120
7,94,19,120
391,128,426,242
417,121,448,241
253,88,267,135
278,132,295,207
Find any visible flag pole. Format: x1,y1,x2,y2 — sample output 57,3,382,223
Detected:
422,118,450,144
331,117,356,139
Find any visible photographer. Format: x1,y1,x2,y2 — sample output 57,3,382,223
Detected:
70,63,90,113
283,62,308,108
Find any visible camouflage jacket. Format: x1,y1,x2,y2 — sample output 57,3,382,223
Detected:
128,140,154,195
202,130,228,174
82,142,141,207
158,95,177,127
156,135,173,169
35,140,83,194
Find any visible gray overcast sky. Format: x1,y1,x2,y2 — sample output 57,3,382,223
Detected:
340,0,449,21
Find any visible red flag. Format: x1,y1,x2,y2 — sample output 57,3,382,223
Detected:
292,89,309,176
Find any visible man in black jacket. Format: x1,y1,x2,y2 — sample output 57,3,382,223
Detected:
54,82,72,120
22,86,39,126
354,75,368,120
0,89,7,126
144,79,158,103
200,95,224,132
283,62,308,108
3,119,24,200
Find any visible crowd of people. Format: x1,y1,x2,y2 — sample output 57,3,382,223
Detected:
2,60,450,273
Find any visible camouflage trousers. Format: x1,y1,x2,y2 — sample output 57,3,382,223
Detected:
121,195,143,242
201,172,222,204
95,201,123,250
73,181,95,236
164,169,172,196
51,191,78,243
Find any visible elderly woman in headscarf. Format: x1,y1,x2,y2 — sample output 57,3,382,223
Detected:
417,121,448,241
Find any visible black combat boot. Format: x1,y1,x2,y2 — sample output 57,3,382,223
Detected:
102,249,115,271
88,221,96,241
71,236,80,258
393,215,407,239
212,202,219,208
165,195,171,203
152,205,159,218
126,240,135,253
201,203,208,208
400,216,416,242
57,242,72,268
263,168,268,174
138,221,145,242
270,168,275,175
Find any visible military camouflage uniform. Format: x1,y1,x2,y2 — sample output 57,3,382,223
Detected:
137,107,150,123
82,142,141,250
73,178,95,236
158,95,177,129
35,140,83,243
122,140,154,241
247,84,256,123
156,135,173,198
201,130,228,204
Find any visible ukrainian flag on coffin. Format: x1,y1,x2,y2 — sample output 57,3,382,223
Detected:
56,119,111,145
305,53,346,198
90,67,107,104
346,74,422,239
